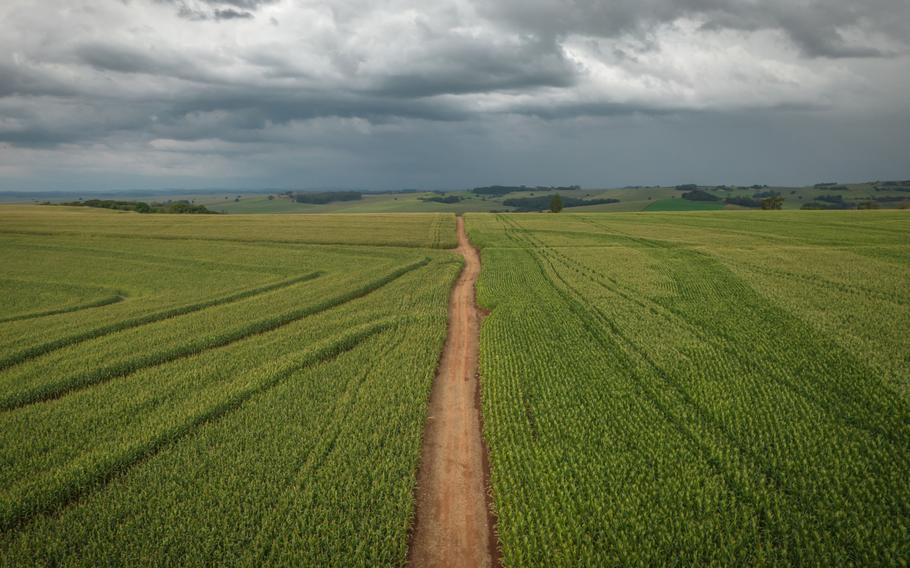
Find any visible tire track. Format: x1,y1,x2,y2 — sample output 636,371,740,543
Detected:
0,260,428,411
0,271,323,372
0,323,390,533
0,295,125,324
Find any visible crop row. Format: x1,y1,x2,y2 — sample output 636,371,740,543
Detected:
0,247,460,565
0,321,390,531
471,212,910,565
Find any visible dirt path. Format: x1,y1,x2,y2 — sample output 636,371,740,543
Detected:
409,216,498,568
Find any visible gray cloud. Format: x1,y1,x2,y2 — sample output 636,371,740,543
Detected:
160,0,276,21
0,0,908,189
212,8,253,20
75,42,194,75
366,38,578,98
0,61,78,98
478,0,910,59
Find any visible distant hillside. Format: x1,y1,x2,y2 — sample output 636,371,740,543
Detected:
471,185,581,197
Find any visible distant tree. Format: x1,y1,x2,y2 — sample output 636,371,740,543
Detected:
267,195,274,200
504,195,618,211
761,196,784,210
682,189,720,201
294,191,362,204
550,194,563,213
420,195,462,204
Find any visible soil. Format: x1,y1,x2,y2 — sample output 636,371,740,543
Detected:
409,216,499,567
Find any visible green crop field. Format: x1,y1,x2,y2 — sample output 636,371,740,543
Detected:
2,204,908,566
0,206,459,565
645,198,726,211
469,210,910,566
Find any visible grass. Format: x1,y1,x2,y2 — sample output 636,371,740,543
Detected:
469,210,910,566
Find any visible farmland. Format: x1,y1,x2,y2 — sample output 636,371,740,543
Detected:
1,204,909,566
470,211,910,565
0,206,459,565
10,179,908,215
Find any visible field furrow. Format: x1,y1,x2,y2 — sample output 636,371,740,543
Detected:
0,271,324,372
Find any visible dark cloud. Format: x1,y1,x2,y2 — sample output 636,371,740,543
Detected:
75,42,188,75
212,8,253,20
0,61,78,98
0,0,907,189
478,0,909,59
160,0,273,21
175,5,253,21
212,0,277,8
367,39,578,97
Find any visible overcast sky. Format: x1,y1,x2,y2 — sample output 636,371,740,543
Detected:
1,0,908,191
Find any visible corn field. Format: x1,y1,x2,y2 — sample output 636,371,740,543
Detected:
2,205,909,565
470,211,910,566
0,207,459,565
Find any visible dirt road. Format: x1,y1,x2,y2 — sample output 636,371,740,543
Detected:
409,216,498,568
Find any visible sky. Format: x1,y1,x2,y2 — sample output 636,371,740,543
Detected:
0,0,908,191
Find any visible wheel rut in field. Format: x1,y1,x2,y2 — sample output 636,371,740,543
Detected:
410,216,499,568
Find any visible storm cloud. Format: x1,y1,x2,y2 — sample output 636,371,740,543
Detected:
0,0,907,190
